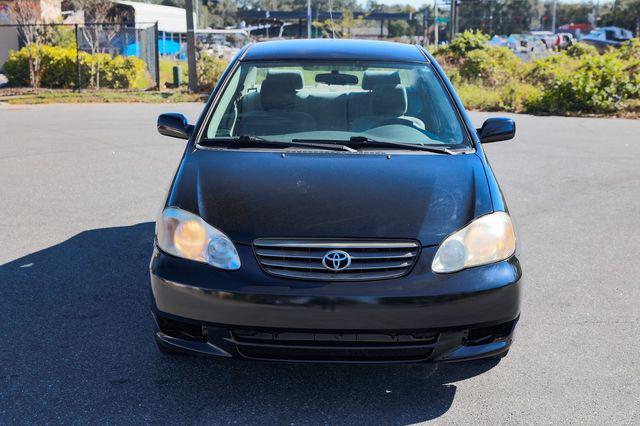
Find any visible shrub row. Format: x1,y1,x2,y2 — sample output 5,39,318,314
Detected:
3,45,150,89
435,30,640,115
196,53,229,92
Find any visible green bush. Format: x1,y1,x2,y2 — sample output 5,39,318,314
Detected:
565,42,599,58
3,44,150,89
457,82,541,113
531,52,632,113
2,47,32,86
447,30,490,57
3,45,87,87
99,54,149,89
527,53,578,86
456,84,503,111
498,83,541,112
616,38,640,61
197,53,229,92
459,47,525,87
41,45,92,88
439,30,640,115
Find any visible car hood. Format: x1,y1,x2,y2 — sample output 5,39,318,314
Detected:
171,149,493,246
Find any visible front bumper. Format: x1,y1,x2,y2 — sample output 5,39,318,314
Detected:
150,244,522,363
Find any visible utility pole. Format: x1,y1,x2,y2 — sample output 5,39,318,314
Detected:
434,0,439,46
307,0,312,38
488,0,493,35
449,0,457,42
185,0,198,93
194,0,199,30
422,9,429,45
551,0,557,33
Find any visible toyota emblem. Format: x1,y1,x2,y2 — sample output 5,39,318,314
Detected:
322,250,351,271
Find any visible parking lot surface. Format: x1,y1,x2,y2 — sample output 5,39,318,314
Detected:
1,103,639,424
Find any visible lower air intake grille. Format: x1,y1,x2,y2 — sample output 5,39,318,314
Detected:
253,239,420,281
231,330,438,362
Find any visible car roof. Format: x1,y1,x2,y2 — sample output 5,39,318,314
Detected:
241,39,428,63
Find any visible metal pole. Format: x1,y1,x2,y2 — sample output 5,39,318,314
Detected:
422,9,428,45
194,0,199,31
307,0,312,38
75,24,81,91
551,0,557,33
489,0,493,35
449,0,457,42
185,0,198,93
454,0,459,38
154,22,161,91
434,0,439,46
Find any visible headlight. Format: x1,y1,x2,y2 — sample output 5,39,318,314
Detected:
156,207,241,270
432,212,516,273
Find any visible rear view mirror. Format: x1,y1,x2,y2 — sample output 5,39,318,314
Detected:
157,113,193,140
477,118,516,143
315,71,358,85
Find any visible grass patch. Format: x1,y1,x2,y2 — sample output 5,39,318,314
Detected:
159,58,189,89
0,89,205,104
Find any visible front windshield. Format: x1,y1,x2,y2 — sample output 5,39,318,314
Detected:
204,60,470,148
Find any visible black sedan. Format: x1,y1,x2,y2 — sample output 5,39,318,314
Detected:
151,39,521,363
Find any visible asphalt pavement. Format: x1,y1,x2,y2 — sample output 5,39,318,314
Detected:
1,103,639,424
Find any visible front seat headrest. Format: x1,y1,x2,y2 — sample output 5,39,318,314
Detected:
372,84,407,116
265,70,304,90
362,71,401,90
259,70,304,111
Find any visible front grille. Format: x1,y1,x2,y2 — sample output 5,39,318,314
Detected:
253,239,420,281
230,329,438,362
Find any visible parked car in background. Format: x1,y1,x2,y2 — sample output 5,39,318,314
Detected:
151,39,521,364
508,34,548,56
558,23,592,39
555,33,575,50
489,35,508,47
582,26,633,50
530,31,557,50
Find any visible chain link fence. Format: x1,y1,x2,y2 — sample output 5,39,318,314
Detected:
0,22,159,90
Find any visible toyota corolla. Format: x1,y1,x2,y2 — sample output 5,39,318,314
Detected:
151,39,521,363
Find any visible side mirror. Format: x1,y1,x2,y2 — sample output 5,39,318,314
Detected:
157,113,194,140
477,118,516,144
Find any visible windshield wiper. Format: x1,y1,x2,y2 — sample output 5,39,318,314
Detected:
292,136,456,154
200,135,357,153
346,136,456,154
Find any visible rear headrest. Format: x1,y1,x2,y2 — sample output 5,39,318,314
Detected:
265,70,304,90
362,71,401,90
260,77,297,111
372,84,407,116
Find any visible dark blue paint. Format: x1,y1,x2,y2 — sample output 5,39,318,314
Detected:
152,40,521,363
242,39,428,62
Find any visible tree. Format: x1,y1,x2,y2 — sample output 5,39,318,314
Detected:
545,1,602,29
10,0,51,88
600,0,640,34
205,0,238,28
76,0,117,88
